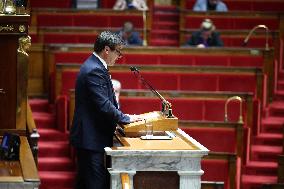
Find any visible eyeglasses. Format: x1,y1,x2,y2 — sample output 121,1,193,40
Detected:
114,48,122,58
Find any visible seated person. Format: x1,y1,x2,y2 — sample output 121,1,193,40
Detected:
117,21,143,46
193,0,228,12
184,19,224,48
112,79,121,108
113,0,148,11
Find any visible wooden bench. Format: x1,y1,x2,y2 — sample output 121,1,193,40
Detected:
67,89,255,157
35,45,273,101
31,27,144,44
54,63,264,100
202,153,240,189
31,9,143,27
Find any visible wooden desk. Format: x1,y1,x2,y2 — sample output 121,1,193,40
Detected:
105,129,209,189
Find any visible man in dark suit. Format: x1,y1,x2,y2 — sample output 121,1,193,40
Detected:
70,31,141,189
185,18,224,48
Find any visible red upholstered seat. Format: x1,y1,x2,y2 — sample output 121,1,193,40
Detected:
159,55,195,65
37,14,143,28
55,52,90,64
43,33,98,44
202,159,230,189
120,97,246,122
194,55,229,66
171,99,204,120
37,15,74,27
139,72,179,90
184,127,236,153
120,54,160,65
120,97,161,114
61,71,79,96
53,52,263,68
180,73,218,91
219,75,256,93
229,56,263,67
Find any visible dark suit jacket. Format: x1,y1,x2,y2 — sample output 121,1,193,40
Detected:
186,30,224,47
70,54,130,152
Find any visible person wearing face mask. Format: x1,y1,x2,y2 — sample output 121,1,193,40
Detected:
184,19,224,48
193,0,228,12
70,31,142,189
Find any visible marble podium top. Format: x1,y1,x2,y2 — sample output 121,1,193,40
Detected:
105,129,209,157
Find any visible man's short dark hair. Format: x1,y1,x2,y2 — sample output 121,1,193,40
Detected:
94,31,124,53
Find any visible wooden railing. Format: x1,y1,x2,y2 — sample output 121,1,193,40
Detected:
26,102,39,165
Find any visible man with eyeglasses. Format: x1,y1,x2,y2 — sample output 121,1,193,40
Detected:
70,31,142,189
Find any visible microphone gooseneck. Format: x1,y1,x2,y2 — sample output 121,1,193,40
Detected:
243,25,269,50
130,66,174,118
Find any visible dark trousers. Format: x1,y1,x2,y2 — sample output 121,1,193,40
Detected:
75,149,110,189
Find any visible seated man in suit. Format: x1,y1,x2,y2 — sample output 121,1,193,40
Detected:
70,31,142,189
117,21,143,46
184,18,224,48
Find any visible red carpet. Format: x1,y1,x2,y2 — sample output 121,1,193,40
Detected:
241,73,284,188
29,99,76,189
149,5,179,46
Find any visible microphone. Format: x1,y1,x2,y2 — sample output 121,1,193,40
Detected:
130,66,174,118
130,66,139,72
243,25,269,50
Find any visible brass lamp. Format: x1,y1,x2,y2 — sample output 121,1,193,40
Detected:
224,96,243,124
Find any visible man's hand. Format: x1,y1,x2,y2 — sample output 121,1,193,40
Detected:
127,114,144,123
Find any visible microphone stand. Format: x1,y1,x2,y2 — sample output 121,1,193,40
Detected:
130,66,174,118
243,24,269,51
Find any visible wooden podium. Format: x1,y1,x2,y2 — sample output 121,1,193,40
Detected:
105,111,209,189
0,14,40,188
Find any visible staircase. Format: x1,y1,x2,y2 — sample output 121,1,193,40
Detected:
29,99,76,189
149,5,179,46
241,71,284,188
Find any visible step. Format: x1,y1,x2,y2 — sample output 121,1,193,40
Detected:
267,101,284,117
38,128,69,141
29,98,50,112
39,171,75,189
278,70,284,80
153,13,179,22
150,30,179,41
38,141,70,158
273,90,284,101
242,175,277,187
33,112,56,129
251,145,282,161
253,133,283,146
152,21,178,30
277,80,284,90
243,160,278,176
261,116,284,133
39,157,75,171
